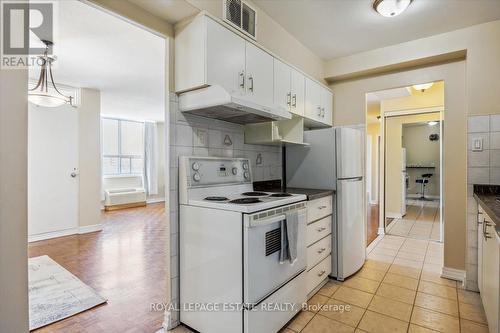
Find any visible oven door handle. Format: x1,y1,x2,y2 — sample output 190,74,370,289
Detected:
249,214,287,227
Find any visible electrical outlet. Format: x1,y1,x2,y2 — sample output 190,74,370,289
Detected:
193,128,207,147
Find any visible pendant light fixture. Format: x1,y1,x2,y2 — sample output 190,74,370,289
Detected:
28,40,73,107
373,0,413,17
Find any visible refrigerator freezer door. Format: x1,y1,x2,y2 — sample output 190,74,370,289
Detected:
286,128,336,190
336,128,363,179
337,178,365,280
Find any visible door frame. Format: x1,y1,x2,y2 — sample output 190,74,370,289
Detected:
379,106,445,241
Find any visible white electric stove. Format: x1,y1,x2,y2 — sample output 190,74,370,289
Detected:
179,156,307,333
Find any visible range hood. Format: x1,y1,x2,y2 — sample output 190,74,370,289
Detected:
178,85,292,125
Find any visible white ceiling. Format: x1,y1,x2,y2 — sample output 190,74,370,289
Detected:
128,0,199,24
366,87,410,103
253,0,500,59
29,1,165,121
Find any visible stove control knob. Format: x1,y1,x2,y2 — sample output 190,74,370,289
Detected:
192,162,200,171
193,172,201,182
244,171,249,179
242,162,249,170
232,167,238,175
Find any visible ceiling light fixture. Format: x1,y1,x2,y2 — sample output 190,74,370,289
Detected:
373,0,413,17
428,121,438,126
412,82,434,92
28,40,73,108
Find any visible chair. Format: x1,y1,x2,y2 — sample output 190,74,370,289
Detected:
416,173,433,200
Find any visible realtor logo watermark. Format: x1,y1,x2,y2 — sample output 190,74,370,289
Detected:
1,1,56,69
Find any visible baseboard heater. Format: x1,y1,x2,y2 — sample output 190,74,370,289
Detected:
104,188,146,211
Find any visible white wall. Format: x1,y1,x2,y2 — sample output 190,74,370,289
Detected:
0,63,29,333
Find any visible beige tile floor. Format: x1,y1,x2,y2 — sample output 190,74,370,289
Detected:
387,199,441,241
171,235,488,333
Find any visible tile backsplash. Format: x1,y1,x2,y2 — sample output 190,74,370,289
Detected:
167,93,282,327
466,114,500,291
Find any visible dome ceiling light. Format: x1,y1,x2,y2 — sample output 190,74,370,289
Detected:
373,0,413,18
412,82,434,92
29,40,74,108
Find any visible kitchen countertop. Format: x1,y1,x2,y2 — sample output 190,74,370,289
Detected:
253,180,335,201
473,185,500,240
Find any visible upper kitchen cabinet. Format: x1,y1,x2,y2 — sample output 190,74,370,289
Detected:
305,78,333,128
244,42,274,108
274,59,305,116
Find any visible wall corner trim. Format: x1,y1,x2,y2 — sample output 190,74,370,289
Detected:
441,266,466,287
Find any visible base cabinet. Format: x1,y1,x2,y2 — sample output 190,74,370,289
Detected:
478,205,500,333
306,196,333,296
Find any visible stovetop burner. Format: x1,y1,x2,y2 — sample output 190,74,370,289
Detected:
270,193,292,197
230,198,262,204
204,196,229,201
242,191,269,197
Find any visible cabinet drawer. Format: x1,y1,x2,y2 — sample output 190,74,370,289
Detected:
307,235,331,270
307,255,331,295
307,196,332,223
307,216,332,245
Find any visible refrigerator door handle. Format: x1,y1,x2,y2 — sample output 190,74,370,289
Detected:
342,177,363,182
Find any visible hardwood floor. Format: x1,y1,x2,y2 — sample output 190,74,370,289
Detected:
366,204,379,246
28,203,167,332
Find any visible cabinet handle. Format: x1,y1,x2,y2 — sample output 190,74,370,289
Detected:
317,227,326,232
239,71,245,89
477,211,483,225
318,205,327,210
484,221,493,241
248,75,254,92
287,92,291,107
292,94,297,107
317,247,326,254
317,270,326,277
321,107,325,117
317,106,321,116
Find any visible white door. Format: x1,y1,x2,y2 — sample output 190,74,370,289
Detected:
290,69,305,116
245,42,274,107
273,58,291,112
304,77,322,122
206,18,246,96
337,178,365,279
28,106,79,236
321,88,333,125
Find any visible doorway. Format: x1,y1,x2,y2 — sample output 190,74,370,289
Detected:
365,81,444,243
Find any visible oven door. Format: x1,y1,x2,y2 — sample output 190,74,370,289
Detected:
243,206,307,305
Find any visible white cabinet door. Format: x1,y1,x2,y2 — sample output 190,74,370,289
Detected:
291,69,305,116
206,18,246,96
478,209,484,292
245,42,274,108
482,216,499,333
322,88,333,125
273,58,291,112
305,77,322,122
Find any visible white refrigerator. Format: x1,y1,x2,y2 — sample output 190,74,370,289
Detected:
286,127,365,280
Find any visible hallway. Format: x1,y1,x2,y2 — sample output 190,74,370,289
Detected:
386,199,441,241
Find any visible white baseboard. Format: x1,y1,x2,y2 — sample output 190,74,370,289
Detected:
441,266,466,288
147,197,165,204
386,212,402,219
367,234,384,253
78,224,103,234
28,224,103,243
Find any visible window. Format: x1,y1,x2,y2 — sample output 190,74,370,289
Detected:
102,118,144,175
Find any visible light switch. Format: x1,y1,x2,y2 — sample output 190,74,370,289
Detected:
472,137,483,151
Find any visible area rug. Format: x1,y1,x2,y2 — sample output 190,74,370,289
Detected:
28,255,107,330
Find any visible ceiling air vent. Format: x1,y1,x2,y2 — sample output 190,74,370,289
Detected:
223,0,257,39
